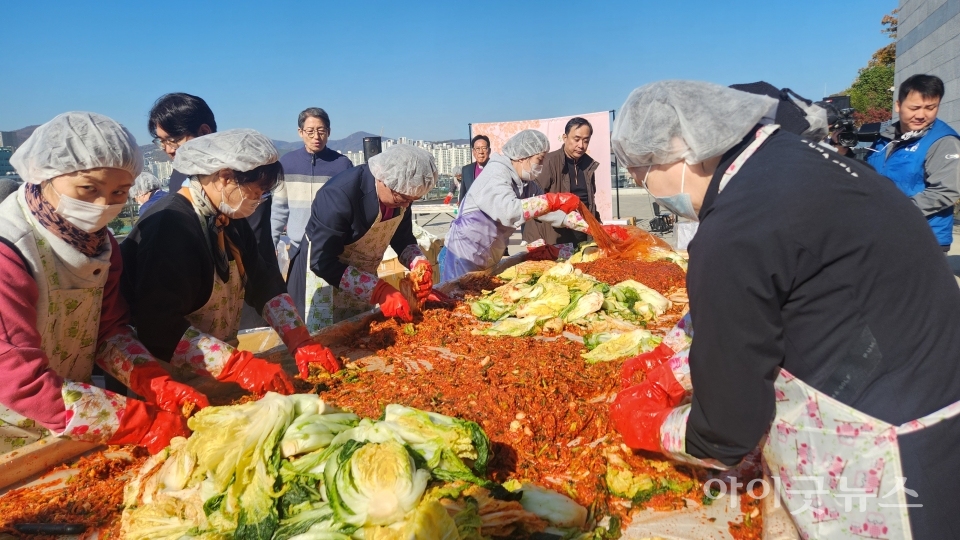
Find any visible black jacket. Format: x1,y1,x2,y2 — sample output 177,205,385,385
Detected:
119,192,286,360
459,162,483,203
286,165,418,318
686,130,960,536
523,148,599,245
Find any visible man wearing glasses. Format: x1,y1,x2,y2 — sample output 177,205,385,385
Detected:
459,135,491,203
270,108,352,251
147,93,217,192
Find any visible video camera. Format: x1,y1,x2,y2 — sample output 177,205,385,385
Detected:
814,95,882,149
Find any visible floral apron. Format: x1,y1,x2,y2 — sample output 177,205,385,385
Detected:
185,260,244,346
764,370,960,539
305,208,404,331
0,197,107,451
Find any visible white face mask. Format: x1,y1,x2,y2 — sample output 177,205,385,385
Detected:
218,182,260,219
520,162,543,181
52,186,125,233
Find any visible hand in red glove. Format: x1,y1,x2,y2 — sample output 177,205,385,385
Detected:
443,192,454,204
526,244,560,261
610,362,687,451
411,260,433,302
545,193,581,214
294,342,343,378
370,280,413,322
128,362,210,414
620,342,676,388
217,350,296,395
107,398,190,454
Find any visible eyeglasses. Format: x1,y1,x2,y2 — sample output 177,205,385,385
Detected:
473,146,490,152
301,128,329,138
153,135,187,150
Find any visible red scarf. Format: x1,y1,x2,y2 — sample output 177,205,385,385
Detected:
25,183,107,257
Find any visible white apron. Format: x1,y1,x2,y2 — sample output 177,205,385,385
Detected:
305,208,404,331
0,196,108,451
764,370,960,539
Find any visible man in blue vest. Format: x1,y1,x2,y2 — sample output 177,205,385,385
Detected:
867,74,960,251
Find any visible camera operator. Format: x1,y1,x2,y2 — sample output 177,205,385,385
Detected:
867,74,960,252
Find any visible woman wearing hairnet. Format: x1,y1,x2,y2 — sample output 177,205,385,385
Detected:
0,112,208,454
609,81,960,537
440,129,587,282
130,171,166,214
120,129,342,394
286,144,440,330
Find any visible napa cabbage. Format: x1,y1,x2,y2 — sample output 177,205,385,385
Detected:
581,330,661,363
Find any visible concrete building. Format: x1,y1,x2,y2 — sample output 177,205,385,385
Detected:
896,0,960,129
145,160,174,184
344,150,365,167
0,132,18,149
0,147,16,176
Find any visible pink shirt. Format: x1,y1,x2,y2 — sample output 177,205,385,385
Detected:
0,235,129,431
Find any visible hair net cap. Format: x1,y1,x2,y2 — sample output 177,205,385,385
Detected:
612,80,779,167
501,129,550,160
130,171,163,199
11,111,143,185
173,128,279,175
368,145,438,198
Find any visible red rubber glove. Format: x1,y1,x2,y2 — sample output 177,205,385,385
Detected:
411,260,433,302
620,342,676,388
610,362,687,452
217,350,296,395
443,193,454,204
370,280,413,322
279,325,343,378
526,244,560,261
294,342,343,378
128,362,210,414
545,193,581,214
107,398,190,454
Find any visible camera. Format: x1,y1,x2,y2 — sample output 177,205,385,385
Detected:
816,96,859,148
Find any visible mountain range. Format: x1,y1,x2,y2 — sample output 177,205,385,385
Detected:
7,126,468,163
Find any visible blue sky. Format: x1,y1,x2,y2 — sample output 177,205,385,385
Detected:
2,0,896,144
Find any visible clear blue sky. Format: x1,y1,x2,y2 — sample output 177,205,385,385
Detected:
2,0,896,144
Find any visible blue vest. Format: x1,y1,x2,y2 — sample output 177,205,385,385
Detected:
867,119,960,246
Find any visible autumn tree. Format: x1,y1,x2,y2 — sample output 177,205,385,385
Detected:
842,9,899,125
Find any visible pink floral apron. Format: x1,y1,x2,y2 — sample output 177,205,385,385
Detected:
765,370,960,539
304,207,404,330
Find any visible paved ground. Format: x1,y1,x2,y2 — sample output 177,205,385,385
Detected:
412,186,679,254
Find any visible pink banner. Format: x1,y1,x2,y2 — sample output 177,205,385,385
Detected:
471,111,612,221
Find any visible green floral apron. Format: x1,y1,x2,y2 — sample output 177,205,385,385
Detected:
0,197,108,451
186,260,245,346
305,208,404,331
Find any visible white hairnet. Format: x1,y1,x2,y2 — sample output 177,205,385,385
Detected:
130,171,163,199
790,97,830,140
11,111,143,185
367,144,438,198
501,129,550,160
612,80,779,167
173,128,278,176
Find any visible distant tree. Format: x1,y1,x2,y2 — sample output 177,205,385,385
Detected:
843,9,898,126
